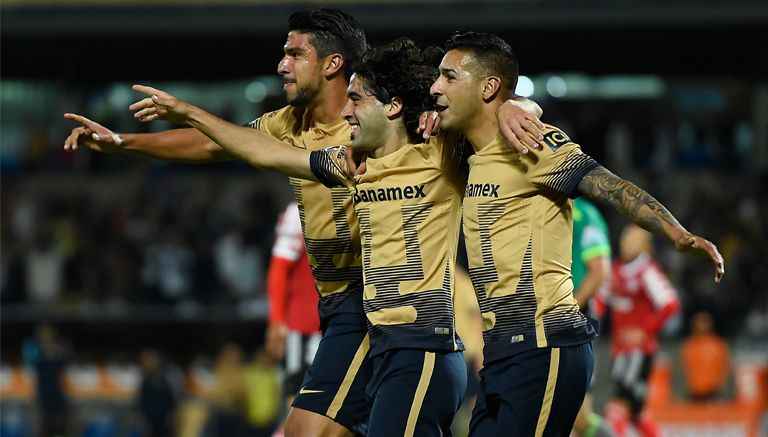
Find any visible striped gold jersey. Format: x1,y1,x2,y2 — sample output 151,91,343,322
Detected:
248,106,362,323
462,124,599,364
311,135,467,357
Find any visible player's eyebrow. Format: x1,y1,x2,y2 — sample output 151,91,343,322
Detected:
284,46,305,55
439,67,457,75
347,91,362,99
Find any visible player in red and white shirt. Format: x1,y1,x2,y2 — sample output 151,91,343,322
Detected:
595,224,680,437
265,202,321,420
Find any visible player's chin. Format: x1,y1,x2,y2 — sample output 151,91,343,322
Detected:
350,138,374,153
438,115,455,130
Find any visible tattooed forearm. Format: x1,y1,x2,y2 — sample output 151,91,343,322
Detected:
577,166,684,239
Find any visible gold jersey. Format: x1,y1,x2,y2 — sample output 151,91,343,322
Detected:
462,124,599,364
311,135,467,357
249,106,363,322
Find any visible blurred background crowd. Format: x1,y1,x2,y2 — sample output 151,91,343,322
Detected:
2,0,766,435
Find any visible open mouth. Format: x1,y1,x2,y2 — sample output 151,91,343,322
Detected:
435,104,448,113
349,124,360,139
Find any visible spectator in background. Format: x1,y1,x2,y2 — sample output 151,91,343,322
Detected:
214,227,263,301
244,347,282,437
264,201,320,431
681,311,731,401
596,224,680,437
22,323,70,437
25,230,64,305
207,343,247,436
136,349,178,437
141,227,195,304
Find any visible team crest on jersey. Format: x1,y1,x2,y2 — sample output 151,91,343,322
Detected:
542,128,572,151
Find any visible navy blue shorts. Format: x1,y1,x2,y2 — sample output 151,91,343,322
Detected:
366,349,467,437
469,342,594,437
283,331,322,396
291,313,373,435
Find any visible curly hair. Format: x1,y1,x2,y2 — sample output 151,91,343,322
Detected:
352,38,443,144
445,31,519,91
289,9,367,80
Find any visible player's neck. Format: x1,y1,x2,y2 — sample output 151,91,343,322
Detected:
371,123,409,159
308,79,348,125
464,105,501,151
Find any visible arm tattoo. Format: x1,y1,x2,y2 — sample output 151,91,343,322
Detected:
576,166,684,238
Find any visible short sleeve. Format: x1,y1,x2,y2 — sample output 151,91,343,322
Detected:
244,109,284,137
527,126,599,198
309,145,352,188
580,225,611,262
642,262,678,310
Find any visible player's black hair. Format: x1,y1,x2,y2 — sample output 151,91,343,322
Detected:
288,8,367,80
445,31,519,91
353,38,443,144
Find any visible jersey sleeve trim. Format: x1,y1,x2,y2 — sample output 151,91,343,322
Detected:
580,245,611,262
541,151,599,198
309,146,349,188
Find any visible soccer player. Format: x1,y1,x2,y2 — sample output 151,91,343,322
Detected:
571,199,615,437
65,10,373,437
572,199,612,312
595,224,680,437
429,31,724,437
62,12,543,436
129,38,485,436
266,201,321,432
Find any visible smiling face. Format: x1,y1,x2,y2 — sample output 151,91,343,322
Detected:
277,31,324,106
341,74,390,152
430,49,485,134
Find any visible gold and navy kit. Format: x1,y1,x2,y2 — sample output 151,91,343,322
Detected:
311,135,466,358
311,135,468,436
462,124,599,364
248,106,363,323
248,107,370,435
464,124,599,437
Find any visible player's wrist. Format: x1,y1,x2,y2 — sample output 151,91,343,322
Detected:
93,133,126,154
185,104,207,127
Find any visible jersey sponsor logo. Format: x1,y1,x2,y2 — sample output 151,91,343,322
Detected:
510,334,525,343
352,184,426,203
298,387,324,395
465,183,500,198
542,128,572,151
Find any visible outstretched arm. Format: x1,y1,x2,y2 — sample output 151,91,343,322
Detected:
576,166,725,282
63,115,230,163
132,85,351,183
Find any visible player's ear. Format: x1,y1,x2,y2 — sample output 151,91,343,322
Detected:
482,76,502,102
386,97,403,119
324,54,344,77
